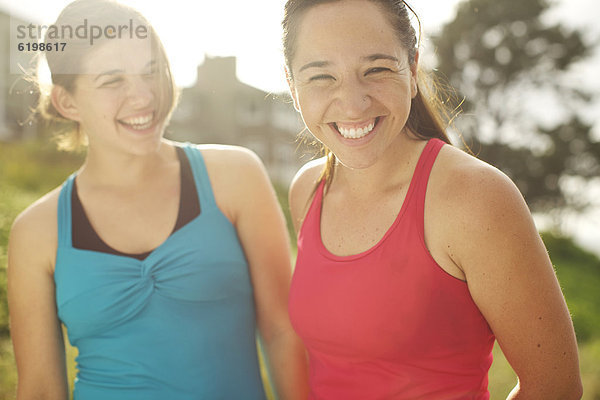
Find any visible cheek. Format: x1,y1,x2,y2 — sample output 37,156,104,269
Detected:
296,87,330,125
86,107,112,123
376,83,414,114
80,100,118,127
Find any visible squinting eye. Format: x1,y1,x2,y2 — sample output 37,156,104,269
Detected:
366,67,392,75
101,77,122,86
309,74,335,82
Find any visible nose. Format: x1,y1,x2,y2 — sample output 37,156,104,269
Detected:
332,75,372,117
126,76,154,108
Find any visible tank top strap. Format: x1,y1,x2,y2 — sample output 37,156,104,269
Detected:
411,138,445,232
181,144,217,210
57,173,76,248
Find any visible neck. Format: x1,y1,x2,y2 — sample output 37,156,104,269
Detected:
78,139,176,188
332,131,425,197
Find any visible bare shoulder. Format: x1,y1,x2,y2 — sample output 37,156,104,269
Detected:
429,144,536,270
193,144,266,180
191,144,273,221
193,143,268,192
196,144,266,192
11,187,61,241
432,145,527,221
289,157,325,233
9,186,62,273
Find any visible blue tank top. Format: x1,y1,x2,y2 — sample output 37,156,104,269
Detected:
54,144,267,399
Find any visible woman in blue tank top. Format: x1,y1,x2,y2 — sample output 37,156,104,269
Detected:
7,1,308,399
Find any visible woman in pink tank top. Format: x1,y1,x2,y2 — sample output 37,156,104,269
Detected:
282,1,582,399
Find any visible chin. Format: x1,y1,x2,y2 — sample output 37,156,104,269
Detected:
121,135,164,155
335,154,379,170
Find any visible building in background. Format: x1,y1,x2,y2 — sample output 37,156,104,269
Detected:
168,56,310,185
1,26,312,185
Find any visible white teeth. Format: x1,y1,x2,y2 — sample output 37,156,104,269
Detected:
336,121,375,139
120,113,153,130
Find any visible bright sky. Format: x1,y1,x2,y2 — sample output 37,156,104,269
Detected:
2,0,599,252
3,0,597,93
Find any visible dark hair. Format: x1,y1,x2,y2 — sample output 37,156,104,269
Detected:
36,0,178,150
282,0,456,184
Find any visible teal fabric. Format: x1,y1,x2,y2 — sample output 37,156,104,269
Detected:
54,145,266,399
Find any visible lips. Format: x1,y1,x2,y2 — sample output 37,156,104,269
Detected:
332,117,380,139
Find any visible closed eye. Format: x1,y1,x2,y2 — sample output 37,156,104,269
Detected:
309,74,335,82
365,67,392,75
100,77,123,87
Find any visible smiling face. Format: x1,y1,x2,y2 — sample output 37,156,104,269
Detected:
288,0,418,170
62,37,165,155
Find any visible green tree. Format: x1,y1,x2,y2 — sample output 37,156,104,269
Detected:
432,0,599,213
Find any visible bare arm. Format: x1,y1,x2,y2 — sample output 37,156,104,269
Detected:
207,147,309,400
438,161,582,399
8,195,69,400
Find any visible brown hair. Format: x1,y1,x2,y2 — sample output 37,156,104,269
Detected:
36,0,178,151
282,0,457,185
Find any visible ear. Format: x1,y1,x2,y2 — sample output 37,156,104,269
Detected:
410,51,419,99
51,85,82,122
285,67,300,112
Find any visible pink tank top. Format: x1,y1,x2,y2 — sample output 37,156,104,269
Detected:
289,139,495,400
